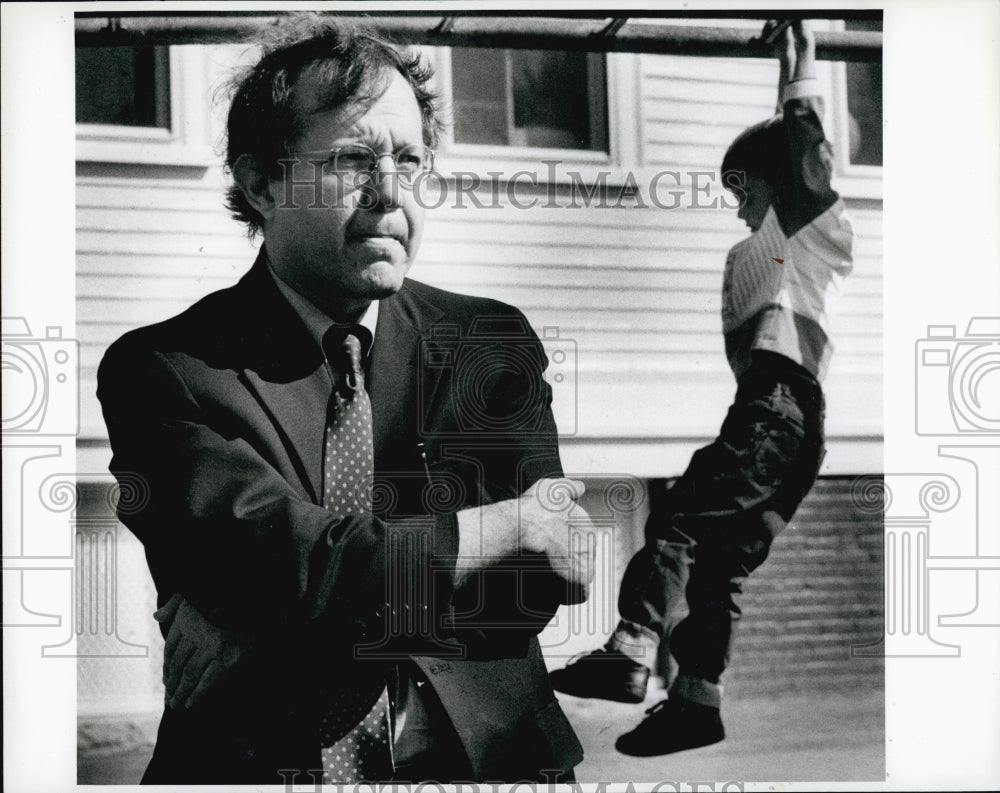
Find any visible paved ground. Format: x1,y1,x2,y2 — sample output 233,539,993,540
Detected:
563,683,885,784
79,684,884,785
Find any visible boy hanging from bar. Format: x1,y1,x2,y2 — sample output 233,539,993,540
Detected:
550,19,855,756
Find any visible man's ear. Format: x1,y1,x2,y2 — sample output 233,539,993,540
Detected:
233,154,277,220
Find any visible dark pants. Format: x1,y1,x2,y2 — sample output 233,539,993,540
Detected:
613,353,825,701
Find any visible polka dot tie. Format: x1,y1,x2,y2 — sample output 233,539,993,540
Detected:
319,681,393,783
319,327,393,782
322,330,374,517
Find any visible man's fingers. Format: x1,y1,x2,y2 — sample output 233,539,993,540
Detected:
525,477,585,497
184,659,223,709
165,637,197,701
525,477,586,509
562,581,590,606
163,617,184,666
153,592,183,623
171,651,210,709
548,529,596,580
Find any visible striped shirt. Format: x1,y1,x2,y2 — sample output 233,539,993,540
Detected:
721,79,854,382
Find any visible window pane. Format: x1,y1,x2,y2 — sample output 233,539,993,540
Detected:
450,48,608,151
451,48,509,146
76,46,170,128
845,20,882,166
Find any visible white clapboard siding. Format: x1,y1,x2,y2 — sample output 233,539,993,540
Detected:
76,45,883,476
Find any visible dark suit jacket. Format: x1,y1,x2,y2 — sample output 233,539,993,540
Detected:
97,254,583,784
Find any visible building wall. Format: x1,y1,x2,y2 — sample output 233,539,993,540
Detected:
74,39,883,722
77,43,883,474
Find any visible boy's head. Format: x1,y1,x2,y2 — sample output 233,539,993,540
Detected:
721,114,785,232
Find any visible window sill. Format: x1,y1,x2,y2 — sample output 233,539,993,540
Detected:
76,138,216,168
832,170,883,201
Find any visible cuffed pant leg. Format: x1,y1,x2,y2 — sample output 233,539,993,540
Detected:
667,507,782,688
607,620,660,669
613,512,698,668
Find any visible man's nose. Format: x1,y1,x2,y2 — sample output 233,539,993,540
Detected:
369,153,402,210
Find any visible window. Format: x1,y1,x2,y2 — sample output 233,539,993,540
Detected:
844,20,882,167
76,46,171,129
75,43,213,166
449,48,608,152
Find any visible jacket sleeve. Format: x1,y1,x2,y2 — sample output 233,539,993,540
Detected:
425,307,571,650
97,335,459,655
775,78,841,237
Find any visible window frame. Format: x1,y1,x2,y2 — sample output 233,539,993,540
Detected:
426,46,641,186
826,19,883,199
75,45,215,166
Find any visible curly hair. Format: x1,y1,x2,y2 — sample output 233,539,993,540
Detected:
224,14,443,238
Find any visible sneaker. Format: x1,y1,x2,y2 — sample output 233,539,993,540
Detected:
615,697,725,756
549,648,650,704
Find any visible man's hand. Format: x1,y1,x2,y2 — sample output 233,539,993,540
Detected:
517,478,597,600
456,477,597,604
154,593,253,710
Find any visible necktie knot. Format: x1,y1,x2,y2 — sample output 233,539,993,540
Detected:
323,324,372,394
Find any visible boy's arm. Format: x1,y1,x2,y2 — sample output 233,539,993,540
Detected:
773,21,840,236
764,20,795,113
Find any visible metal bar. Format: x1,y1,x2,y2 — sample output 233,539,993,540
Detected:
75,14,882,62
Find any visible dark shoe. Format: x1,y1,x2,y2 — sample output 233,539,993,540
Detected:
615,697,724,756
549,649,650,704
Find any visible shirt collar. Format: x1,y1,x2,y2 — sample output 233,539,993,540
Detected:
266,253,378,356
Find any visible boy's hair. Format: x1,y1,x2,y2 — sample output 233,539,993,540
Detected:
224,14,443,238
721,114,785,187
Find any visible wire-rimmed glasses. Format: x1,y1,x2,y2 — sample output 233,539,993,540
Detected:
294,142,435,188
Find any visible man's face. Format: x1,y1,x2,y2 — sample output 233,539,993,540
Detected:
263,68,426,318
734,173,774,233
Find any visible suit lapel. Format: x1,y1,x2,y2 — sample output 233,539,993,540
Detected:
232,263,447,501
369,284,443,467
234,256,331,503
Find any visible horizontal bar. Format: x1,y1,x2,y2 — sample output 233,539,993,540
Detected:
75,14,882,62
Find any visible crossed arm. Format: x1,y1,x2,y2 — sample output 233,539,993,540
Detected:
99,329,595,710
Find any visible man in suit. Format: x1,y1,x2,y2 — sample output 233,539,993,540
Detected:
98,18,594,784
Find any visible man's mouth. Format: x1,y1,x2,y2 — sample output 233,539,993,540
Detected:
350,232,404,245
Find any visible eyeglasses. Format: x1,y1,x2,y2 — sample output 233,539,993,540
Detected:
294,142,435,187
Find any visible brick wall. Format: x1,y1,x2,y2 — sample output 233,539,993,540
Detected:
657,476,885,696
